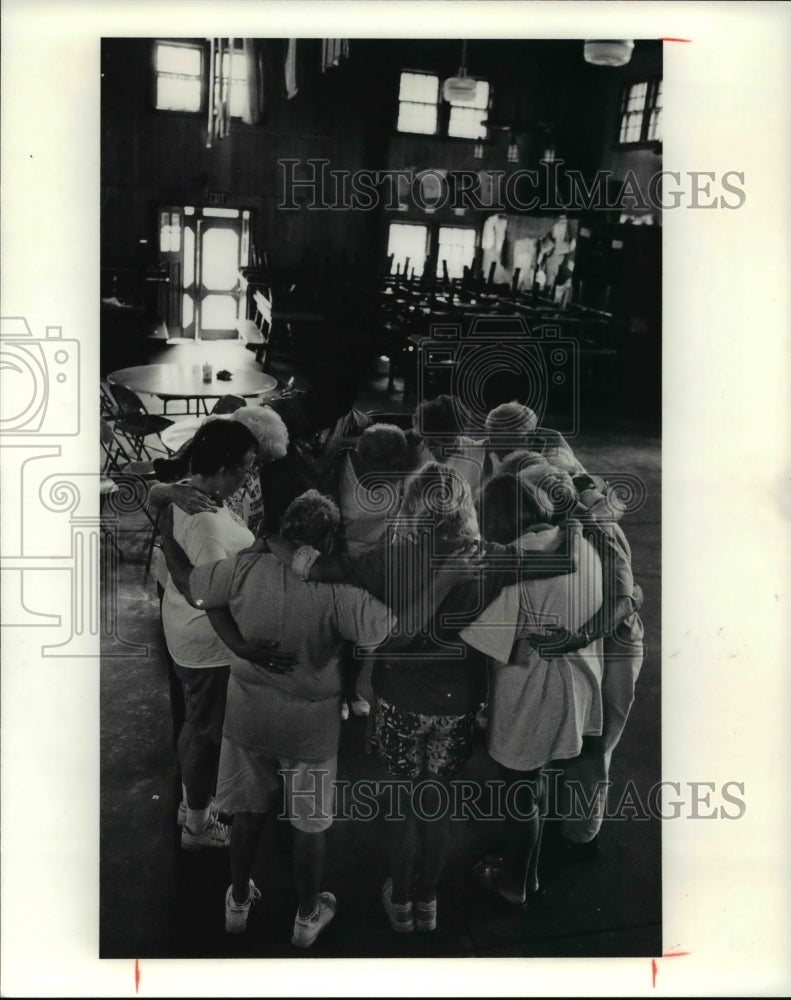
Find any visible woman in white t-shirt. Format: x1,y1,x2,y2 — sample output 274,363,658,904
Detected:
160,418,258,851
148,407,290,751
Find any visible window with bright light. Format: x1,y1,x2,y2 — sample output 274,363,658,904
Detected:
216,48,248,119
397,72,440,134
447,80,490,139
155,42,203,112
618,79,662,144
387,223,428,276
436,226,477,279
397,71,490,140
646,79,662,141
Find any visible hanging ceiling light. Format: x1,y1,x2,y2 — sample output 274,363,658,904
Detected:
442,40,478,105
583,40,634,67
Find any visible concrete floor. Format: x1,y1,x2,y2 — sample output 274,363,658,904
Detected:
100,339,661,959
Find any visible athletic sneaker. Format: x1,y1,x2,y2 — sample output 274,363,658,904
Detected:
291,892,337,949
381,877,414,932
177,797,218,828
415,898,437,932
351,693,371,717
181,813,231,850
225,880,261,934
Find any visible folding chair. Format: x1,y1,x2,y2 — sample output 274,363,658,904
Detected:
236,287,272,369
109,383,174,460
211,394,247,415
100,382,119,420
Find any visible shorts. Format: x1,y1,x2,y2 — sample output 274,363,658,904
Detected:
367,697,475,781
173,663,229,744
216,739,337,834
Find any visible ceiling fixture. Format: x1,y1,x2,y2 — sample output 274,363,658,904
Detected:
583,40,634,67
442,40,478,105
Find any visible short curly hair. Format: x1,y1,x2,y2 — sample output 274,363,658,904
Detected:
486,399,538,438
480,471,553,544
394,461,478,552
356,424,409,475
231,405,289,463
413,394,472,443
280,490,341,553
189,419,258,476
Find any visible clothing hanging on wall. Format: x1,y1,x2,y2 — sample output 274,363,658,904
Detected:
241,39,264,125
321,39,350,72
482,213,508,254
285,38,299,99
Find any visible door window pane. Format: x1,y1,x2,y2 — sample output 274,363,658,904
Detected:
201,295,238,330
201,228,239,290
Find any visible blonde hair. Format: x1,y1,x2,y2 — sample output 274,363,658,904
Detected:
232,405,289,463
394,461,478,552
485,401,538,438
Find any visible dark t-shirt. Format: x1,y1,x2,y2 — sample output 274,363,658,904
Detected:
321,533,575,716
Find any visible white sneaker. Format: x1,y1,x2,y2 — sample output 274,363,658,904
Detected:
181,813,231,850
381,877,414,932
291,892,337,949
225,880,261,934
351,693,371,717
177,797,218,828
415,898,437,932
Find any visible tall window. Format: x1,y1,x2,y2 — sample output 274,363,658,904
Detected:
215,46,248,120
154,42,203,112
447,80,490,139
396,70,490,139
618,79,662,144
436,226,476,279
397,72,440,135
387,223,429,276
154,40,248,118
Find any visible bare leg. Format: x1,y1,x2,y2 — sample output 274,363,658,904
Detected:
231,811,266,903
499,766,544,904
293,829,325,918
525,773,548,893
415,780,452,901
178,725,220,811
386,812,418,905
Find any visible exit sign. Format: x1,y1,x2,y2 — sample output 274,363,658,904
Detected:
207,191,227,206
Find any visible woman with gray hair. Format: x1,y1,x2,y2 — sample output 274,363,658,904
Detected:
149,405,290,538
460,469,604,906
483,400,585,480
263,460,575,932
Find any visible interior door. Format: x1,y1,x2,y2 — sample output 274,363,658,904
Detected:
196,214,244,339
159,206,251,340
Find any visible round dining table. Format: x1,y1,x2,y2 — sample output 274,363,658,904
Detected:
107,364,279,416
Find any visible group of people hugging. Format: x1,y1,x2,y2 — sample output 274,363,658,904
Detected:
149,390,644,949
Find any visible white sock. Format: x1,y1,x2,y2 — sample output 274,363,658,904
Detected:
182,783,188,804
186,806,211,831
